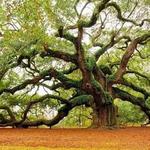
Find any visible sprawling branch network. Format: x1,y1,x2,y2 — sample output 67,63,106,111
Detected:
0,0,150,128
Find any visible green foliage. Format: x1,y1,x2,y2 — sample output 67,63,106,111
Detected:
58,106,92,127
85,54,96,71
71,95,93,106
99,65,112,75
104,92,113,105
115,99,147,125
144,0,150,5
106,74,116,82
91,77,102,91
0,70,22,90
0,80,10,90
67,69,82,81
0,0,149,128
145,97,150,109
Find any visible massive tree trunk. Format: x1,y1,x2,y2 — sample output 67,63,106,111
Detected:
91,102,118,128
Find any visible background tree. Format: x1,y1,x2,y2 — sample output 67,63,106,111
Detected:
0,0,150,128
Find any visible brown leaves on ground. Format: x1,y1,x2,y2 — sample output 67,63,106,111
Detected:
0,127,150,150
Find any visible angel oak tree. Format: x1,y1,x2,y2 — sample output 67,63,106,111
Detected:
0,0,150,128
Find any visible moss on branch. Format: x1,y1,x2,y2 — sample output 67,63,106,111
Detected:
84,55,96,72
2,94,93,128
78,0,110,28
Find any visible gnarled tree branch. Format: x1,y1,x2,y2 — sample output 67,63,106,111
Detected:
106,2,150,26
115,32,150,82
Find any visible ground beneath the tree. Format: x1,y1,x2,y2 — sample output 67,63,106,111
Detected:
0,127,150,150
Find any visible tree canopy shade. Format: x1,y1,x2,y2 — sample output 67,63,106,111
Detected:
0,0,150,128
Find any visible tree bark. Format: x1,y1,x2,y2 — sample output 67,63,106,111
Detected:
91,103,118,128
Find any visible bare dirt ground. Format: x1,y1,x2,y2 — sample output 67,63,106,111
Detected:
0,127,150,149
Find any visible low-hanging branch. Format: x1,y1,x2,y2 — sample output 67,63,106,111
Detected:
113,87,150,120
0,105,16,121
0,94,93,128
19,94,71,124
119,79,150,99
20,94,93,128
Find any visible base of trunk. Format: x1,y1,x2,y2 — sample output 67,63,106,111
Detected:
91,104,118,128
